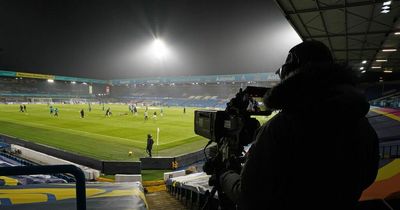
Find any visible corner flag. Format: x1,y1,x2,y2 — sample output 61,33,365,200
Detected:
156,127,160,146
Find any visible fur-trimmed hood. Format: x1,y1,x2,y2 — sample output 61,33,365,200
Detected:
264,63,370,119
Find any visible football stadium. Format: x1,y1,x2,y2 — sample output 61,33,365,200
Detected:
0,72,274,161
0,1,400,210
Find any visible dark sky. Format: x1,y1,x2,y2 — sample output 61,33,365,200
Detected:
0,0,301,79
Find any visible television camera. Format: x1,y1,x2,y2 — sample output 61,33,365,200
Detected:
194,86,272,209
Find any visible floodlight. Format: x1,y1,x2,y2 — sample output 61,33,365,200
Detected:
361,70,366,73
395,32,400,35
381,9,390,13
383,1,391,6
47,79,54,83
384,70,393,73
360,67,364,70
371,66,382,69
361,60,367,64
152,38,168,59
376,59,387,62
71,81,76,84
382,49,397,52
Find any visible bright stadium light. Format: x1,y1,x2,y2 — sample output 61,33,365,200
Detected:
71,81,76,84
382,49,397,52
361,60,367,64
383,1,391,6
47,79,54,83
151,38,168,60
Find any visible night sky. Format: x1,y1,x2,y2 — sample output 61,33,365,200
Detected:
0,0,301,79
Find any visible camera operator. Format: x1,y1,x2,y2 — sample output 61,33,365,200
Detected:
218,40,379,210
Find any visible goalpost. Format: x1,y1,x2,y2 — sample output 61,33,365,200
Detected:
69,98,88,104
30,97,53,104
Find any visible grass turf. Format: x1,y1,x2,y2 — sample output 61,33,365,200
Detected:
0,104,207,160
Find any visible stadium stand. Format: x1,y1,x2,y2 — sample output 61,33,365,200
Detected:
0,164,147,210
0,70,277,109
371,93,400,109
0,77,105,100
0,142,73,185
0,160,69,185
9,144,100,180
110,83,243,99
0,180,147,210
369,108,400,142
166,172,212,209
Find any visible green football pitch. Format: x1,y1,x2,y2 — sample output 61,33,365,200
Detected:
0,104,207,160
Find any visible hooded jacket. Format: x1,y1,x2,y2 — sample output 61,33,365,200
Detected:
220,63,379,210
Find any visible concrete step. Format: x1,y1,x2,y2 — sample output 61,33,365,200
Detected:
146,190,188,210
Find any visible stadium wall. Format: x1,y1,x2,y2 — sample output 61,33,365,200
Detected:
102,161,141,174
140,147,213,170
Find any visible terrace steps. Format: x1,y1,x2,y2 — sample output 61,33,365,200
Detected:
146,190,189,210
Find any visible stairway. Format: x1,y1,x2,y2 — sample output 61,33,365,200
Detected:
146,190,189,210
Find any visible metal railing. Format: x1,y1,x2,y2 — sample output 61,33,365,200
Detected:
0,165,86,210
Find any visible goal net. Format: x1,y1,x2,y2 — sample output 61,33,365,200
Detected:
69,98,88,104
30,97,53,104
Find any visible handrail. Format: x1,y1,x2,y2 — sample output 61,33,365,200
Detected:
0,165,86,210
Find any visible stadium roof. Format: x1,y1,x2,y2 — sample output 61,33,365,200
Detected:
275,0,400,82
0,70,107,84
